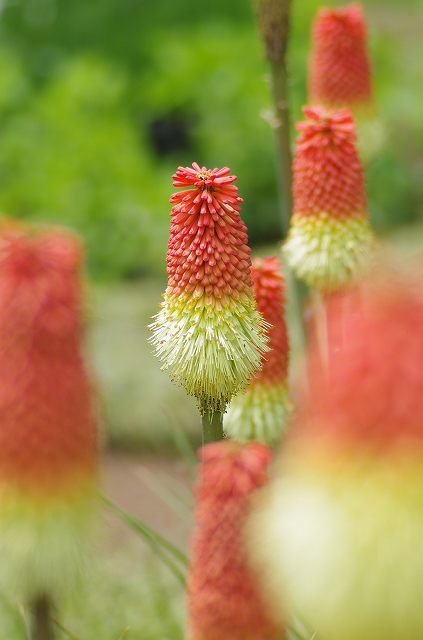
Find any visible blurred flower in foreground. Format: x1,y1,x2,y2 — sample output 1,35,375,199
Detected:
149,163,268,414
283,106,375,291
187,440,283,640
0,228,97,599
225,256,292,445
309,3,372,109
247,265,423,640
308,3,384,163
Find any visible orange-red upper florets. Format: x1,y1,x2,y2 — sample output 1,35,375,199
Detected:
0,230,96,490
187,440,282,640
308,3,372,107
251,256,288,383
296,273,423,452
293,106,367,218
167,163,253,303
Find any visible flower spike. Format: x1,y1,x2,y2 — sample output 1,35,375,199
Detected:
149,163,268,414
248,266,423,640
187,440,283,640
283,106,375,291
308,3,373,109
0,227,97,599
308,3,385,163
225,256,292,445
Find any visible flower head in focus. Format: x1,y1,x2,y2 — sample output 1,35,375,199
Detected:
248,265,423,640
0,227,97,598
225,256,292,445
308,3,372,109
283,106,375,291
149,163,268,414
187,440,283,640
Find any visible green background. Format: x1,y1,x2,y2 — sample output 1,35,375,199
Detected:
0,0,420,279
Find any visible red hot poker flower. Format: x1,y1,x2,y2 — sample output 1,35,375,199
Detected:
308,3,384,165
225,256,292,444
299,272,423,451
293,106,366,218
167,164,252,301
187,440,283,640
0,228,97,599
149,163,268,414
308,3,372,109
283,106,375,290
248,266,423,640
251,256,288,384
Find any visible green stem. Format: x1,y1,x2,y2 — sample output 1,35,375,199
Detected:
253,0,293,233
269,57,293,235
201,410,224,445
268,38,307,347
30,595,55,640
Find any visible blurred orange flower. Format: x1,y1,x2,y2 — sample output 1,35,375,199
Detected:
187,440,283,640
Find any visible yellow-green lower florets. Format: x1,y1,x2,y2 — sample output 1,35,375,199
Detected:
283,211,375,290
149,290,269,413
248,449,423,640
224,381,292,446
0,482,96,599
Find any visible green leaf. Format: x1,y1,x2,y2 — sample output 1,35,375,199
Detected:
50,617,82,640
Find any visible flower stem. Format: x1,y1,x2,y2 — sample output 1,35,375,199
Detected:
266,14,306,347
201,410,224,445
30,595,55,640
253,0,293,233
255,0,305,346
269,57,293,236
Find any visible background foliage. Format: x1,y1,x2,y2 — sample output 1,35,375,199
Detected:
0,0,420,279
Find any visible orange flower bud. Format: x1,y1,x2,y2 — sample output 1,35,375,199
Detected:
225,256,292,444
187,440,283,640
309,3,372,109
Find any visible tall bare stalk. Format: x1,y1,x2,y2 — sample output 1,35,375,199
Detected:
254,0,293,233
31,596,55,640
253,0,305,345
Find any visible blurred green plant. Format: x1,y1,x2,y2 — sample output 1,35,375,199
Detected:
0,53,170,279
0,0,419,280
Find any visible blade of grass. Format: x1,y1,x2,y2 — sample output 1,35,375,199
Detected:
288,616,315,640
99,493,187,585
288,626,308,640
50,617,81,640
101,493,188,565
18,604,32,640
133,465,192,523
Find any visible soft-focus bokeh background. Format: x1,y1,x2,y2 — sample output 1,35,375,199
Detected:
0,0,421,451
0,0,422,637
